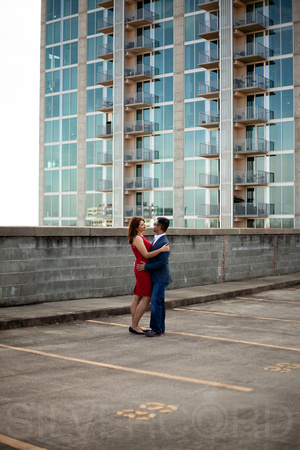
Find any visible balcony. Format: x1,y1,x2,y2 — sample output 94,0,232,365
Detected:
234,11,270,33
234,42,270,63
98,0,113,8
125,63,158,81
124,120,155,136
198,18,219,40
198,49,219,69
97,16,114,34
234,106,272,124
233,202,273,218
198,173,220,187
124,177,155,191
97,70,113,87
97,151,113,165
124,148,157,163
97,179,113,192
233,170,274,186
125,36,157,55
98,42,114,60
199,111,220,128
97,97,113,112
96,205,113,219
198,79,219,99
233,74,271,94
124,205,153,219
97,123,113,139
197,0,219,12
199,142,220,158
125,92,158,109
198,204,220,217
234,138,273,155
125,8,158,27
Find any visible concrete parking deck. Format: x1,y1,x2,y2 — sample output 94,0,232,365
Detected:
0,272,299,330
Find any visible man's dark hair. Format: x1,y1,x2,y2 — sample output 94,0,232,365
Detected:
157,217,170,232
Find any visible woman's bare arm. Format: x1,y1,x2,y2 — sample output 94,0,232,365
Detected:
132,235,169,259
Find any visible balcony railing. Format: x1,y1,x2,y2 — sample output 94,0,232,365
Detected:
233,138,273,155
125,92,158,107
199,142,220,157
197,0,219,12
97,16,114,34
233,202,274,217
97,123,113,138
233,74,271,93
234,106,272,124
124,120,155,135
234,11,270,32
124,177,155,191
198,79,219,98
198,49,219,69
97,179,113,191
125,63,158,80
96,206,113,219
97,151,113,165
234,42,270,63
198,204,220,217
98,42,114,60
198,18,219,39
199,111,220,127
125,36,157,53
124,148,156,163
97,97,113,112
97,70,113,86
234,170,274,186
124,205,153,218
198,173,220,187
125,8,158,26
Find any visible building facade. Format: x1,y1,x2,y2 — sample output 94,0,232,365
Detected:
39,0,299,228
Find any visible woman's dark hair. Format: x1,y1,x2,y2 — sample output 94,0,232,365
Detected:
157,217,170,232
127,217,144,244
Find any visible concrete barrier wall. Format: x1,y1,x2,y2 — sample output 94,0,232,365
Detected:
0,227,299,307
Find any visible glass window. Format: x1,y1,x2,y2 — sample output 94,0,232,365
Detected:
282,121,294,150
185,190,194,215
154,106,163,131
185,44,194,70
268,123,281,151
282,186,294,214
282,58,293,86
164,105,173,130
185,73,194,99
281,26,293,54
282,154,294,182
154,51,163,75
154,23,163,47
164,162,173,187
164,77,173,101
281,0,292,23
164,48,173,73
185,131,195,157
185,16,195,42
154,78,163,103
268,60,280,88
282,218,294,228
185,102,194,128
268,29,280,57
269,155,281,182
165,20,173,45
270,186,281,214
282,89,293,118
268,0,280,25
269,91,281,119
164,133,173,158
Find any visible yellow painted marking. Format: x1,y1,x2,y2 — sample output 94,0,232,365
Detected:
174,308,300,323
116,403,178,420
264,362,300,373
87,320,300,353
0,343,252,393
236,296,299,305
0,434,47,450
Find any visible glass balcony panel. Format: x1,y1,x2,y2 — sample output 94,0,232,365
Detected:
97,151,113,165
125,8,158,26
199,111,220,128
97,179,113,191
98,42,114,60
125,36,157,53
199,142,220,157
233,74,270,93
125,92,158,107
234,42,270,63
124,120,155,135
97,96,113,111
198,173,220,187
124,177,154,190
234,170,274,186
198,79,220,99
125,63,158,80
97,124,113,138
198,204,220,217
234,106,272,124
233,202,273,217
96,205,113,218
233,138,273,155
124,205,153,218
198,18,219,39
97,16,114,34
124,148,154,162
198,49,219,69
234,11,270,32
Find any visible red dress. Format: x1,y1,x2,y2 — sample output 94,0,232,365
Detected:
131,235,152,297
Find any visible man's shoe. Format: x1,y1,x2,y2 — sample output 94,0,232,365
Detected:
129,327,145,335
145,330,162,337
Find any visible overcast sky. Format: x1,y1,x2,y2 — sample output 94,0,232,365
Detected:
0,1,41,226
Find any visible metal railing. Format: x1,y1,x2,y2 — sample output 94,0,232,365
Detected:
234,42,270,60
233,202,274,217
125,92,158,106
233,138,273,154
97,123,113,137
97,97,113,110
97,16,114,30
125,8,158,23
234,11,270,29
198,79,220,96
125,36,157,51
124,205,153,218
234,106,272,122
233,73,271,90
98,42,114,58
198,173,220,186
124,120,155,134
125,63,158,78
199,111,220,126
199,48,219,65
234,170,274,185
97,70,113,84
199,18,219,35
124,148,156,162
199,143,220,157
124,177,155,190
97,179,113,191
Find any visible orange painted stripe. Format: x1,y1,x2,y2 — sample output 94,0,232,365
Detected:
236,296,299,305
0,434,47,450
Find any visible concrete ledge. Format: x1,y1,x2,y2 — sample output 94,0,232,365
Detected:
0,272,299,330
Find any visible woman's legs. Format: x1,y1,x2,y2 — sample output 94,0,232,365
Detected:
131,295,151,331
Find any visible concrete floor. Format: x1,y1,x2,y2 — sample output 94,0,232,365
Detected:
0,284,299,449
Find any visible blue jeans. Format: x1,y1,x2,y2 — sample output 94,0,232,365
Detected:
150,282,168,334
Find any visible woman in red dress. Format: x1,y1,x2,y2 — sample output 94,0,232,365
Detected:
127,216,170,335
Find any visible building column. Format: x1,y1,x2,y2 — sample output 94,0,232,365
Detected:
294,0,300,228
173,0,185,228
77,0,88,226
39,1,47,225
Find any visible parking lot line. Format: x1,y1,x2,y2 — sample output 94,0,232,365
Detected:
0,433,47,450
0,343,253,393
173,308,300,323
236,296,299,304
87,320,300,353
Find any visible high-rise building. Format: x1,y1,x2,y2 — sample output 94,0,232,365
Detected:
39,0,299,228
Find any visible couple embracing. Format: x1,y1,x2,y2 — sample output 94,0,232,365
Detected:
127,217,173,337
